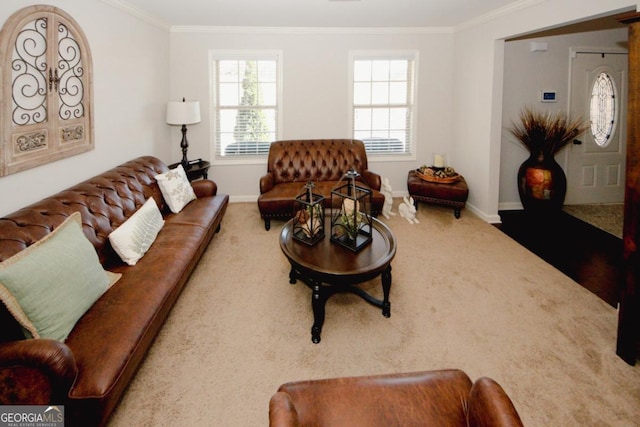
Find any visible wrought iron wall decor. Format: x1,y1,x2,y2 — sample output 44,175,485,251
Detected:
12,16,47,127
0,5,93,176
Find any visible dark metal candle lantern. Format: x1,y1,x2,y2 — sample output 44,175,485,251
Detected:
292,181,325,245
330,169,372,252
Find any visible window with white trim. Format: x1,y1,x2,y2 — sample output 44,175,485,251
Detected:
210,51,282,161
350,52,417,156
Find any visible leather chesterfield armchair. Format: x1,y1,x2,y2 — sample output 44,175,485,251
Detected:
258,139,385,230
269,369,524,427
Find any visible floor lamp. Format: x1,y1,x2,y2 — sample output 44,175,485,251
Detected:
166,97,201,170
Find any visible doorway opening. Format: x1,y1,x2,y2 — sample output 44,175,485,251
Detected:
500,13,628,237
498,12,629,306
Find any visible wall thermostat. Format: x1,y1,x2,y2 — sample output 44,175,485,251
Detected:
540,91,557,103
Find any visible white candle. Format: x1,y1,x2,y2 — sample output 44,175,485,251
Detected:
434,154,444,168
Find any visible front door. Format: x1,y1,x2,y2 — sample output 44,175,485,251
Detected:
565,49,627,204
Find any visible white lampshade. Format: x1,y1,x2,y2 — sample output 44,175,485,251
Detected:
166,100,201,125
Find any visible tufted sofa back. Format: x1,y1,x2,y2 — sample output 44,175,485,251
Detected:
0,156,168,266
0,156,170,343
266,139,369,184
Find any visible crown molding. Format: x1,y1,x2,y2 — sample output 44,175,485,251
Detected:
169,25,454,35
455,0,545,32
99,0,171,30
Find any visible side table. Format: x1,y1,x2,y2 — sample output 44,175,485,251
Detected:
169,159,210,181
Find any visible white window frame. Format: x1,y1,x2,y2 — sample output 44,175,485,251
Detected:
209,50,283,165
348,50,418,162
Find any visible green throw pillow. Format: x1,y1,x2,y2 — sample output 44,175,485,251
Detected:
0,212,121,341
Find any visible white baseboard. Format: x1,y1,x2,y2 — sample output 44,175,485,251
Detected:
469,205,501,223
498,201,524,211
229,195,259,203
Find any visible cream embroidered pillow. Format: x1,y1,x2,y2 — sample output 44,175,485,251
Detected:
155,164,197,213
0,212,120,341
109,197,165,266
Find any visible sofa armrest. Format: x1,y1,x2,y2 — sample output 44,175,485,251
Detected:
260,173,275,194
0,339,77,405
192,179,218,198
362,170,381,191
467,377,524,427
269,391,301,427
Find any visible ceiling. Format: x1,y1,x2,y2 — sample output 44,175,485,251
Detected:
119,0,525,28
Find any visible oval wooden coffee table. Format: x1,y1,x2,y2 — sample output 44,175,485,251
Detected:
280,217,397,343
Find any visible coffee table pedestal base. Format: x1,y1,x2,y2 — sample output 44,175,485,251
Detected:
289,266,392,343
280,217,396,344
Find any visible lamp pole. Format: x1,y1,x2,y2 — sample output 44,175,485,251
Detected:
180,124,190,170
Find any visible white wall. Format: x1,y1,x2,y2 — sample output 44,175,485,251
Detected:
168,28,455,202
169,0,636,221
452,0,635,222
1,0,636,220
0,0,170,216
499,27,629,210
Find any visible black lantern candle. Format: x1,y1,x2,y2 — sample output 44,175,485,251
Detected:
292,181,325,245
330,169,372,252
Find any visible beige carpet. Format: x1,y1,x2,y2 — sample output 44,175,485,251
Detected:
109,201,640,426
563,203,624,239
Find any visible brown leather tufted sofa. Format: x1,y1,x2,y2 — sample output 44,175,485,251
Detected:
0,156,228,426
258,139,385,230
269,369,524,427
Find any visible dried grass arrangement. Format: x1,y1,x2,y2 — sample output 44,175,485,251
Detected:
508,107,589,155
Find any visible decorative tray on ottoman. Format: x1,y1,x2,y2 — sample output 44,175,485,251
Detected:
416,166,461,184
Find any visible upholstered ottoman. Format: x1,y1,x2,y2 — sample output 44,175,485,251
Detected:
407,170,469,218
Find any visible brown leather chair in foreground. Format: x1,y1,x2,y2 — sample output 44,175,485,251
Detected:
269,369,524,427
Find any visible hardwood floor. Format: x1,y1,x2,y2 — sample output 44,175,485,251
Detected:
496,209,623,308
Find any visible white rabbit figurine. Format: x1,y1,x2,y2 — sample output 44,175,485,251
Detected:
398,196,419,224
381,177,396,219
